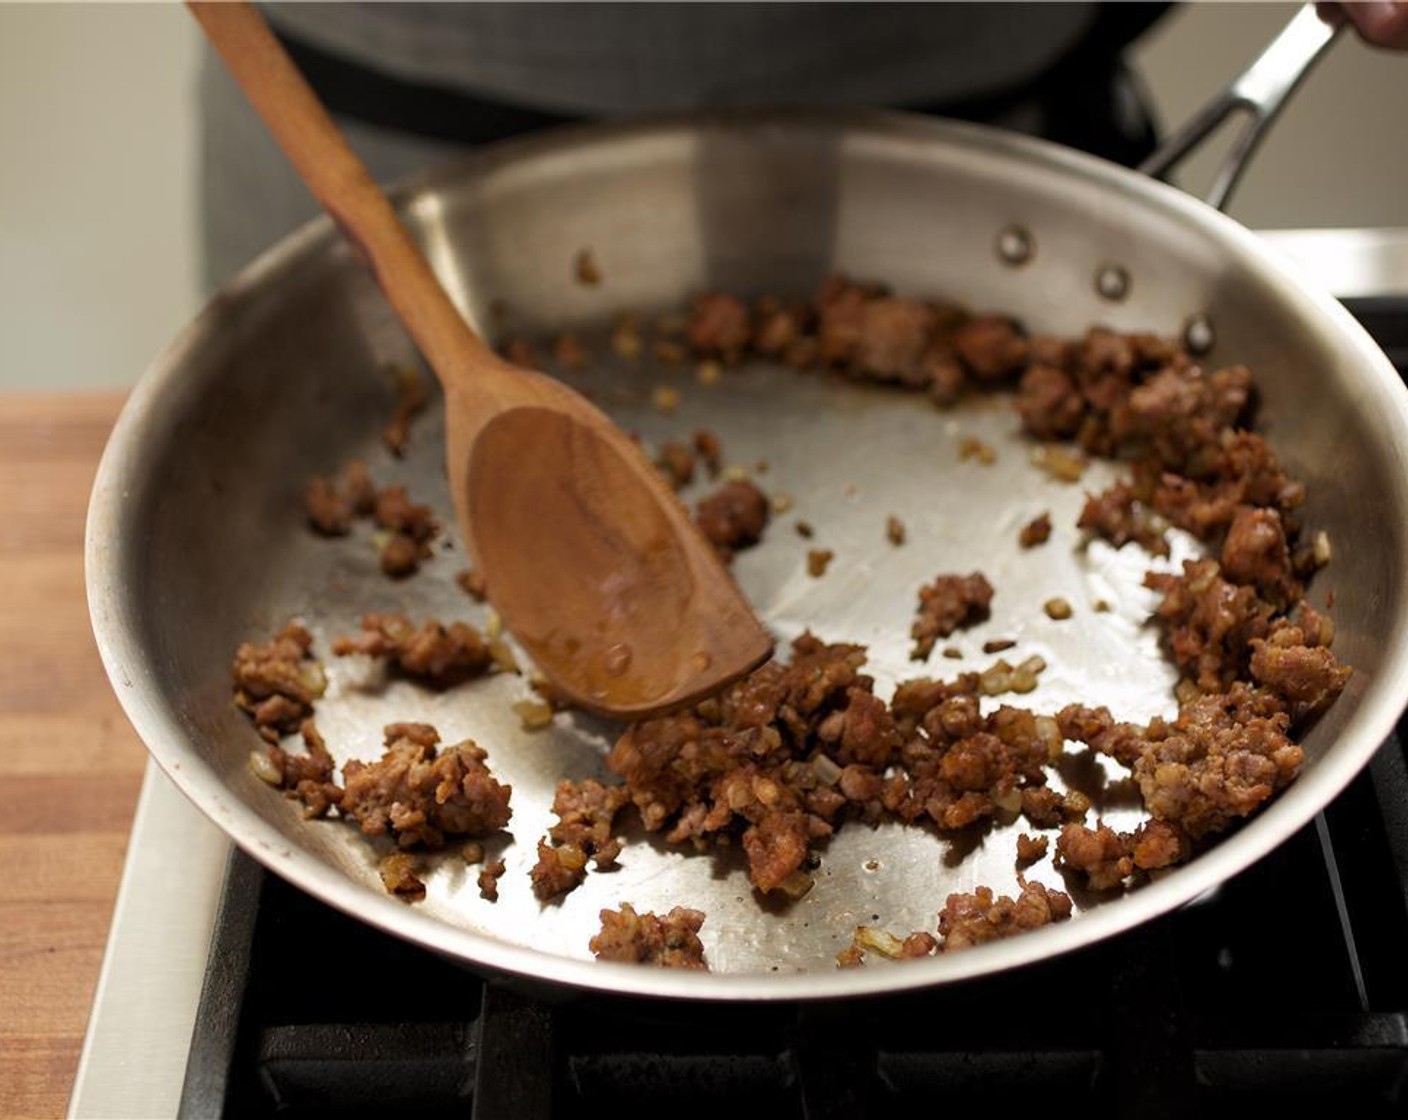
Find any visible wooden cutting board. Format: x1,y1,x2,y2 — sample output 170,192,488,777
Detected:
0,393,148,1120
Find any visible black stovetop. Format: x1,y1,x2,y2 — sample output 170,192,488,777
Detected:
178,300,1408,1120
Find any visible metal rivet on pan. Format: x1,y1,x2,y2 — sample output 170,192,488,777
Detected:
995,225,1034,266
1183,312,1216,356
1095,264,1130,302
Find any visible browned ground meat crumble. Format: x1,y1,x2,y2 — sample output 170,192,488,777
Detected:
693,429,724,478
600,278,1344,957
1133,688,1303,839
304,460,440,577
1055,818,1189,890
478,859,507,901
695,479,770,562
610,633,1069,897
959,436,997,465
553,331,588,371
688,294,752,363
1016,832,1049,866
837,878,1073,966
246,717,512,899
378,852,426,900
1019,513,1052,549
590,904,708,969
911,572,995,660
260,718,343,818
835,943,866,969
304,460,376,535
655,440,697,490
807,549,834,578
383,365,428,458
232,622,327,743
1143,562,1346,709
529,840,586,899
373,487,441,577
575,248,602,287
249,272,1350,958
341,722,512,848
530,779,630,900
600,588,1334,912
1079,480,1171,557
332,613,494,689
886,515,906,546
938,880,1074,952
456,567,488,601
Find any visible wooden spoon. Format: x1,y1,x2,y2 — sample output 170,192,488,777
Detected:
190,2,772,718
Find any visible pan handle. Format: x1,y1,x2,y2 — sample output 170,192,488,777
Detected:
1138,4,1343,213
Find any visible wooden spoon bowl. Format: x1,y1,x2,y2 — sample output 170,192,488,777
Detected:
190,1,773,717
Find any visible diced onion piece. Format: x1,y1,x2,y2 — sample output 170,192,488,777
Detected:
652,385,681,415
488,637,520,675
1005,654,1045,695
296,661,328,698
774,870,815,900
854,926,904,959
979,660,1013,696
811,753,843,786
958,437,997,465
611,315,642,360
993,787,1023,814
512,700,556,731
249,749,284,786
1313,530,1332,568
1035,715,1064,762
1030,445,1087,482
1043,597,1073,621
557,844,588,872
752,776,782,807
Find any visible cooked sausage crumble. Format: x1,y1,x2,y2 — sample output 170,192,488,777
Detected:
590,904,708,970
241,271,1351,963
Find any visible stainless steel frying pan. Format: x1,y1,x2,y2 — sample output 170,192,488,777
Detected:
87,8,1408,999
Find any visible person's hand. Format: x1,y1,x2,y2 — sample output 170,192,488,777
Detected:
1317,2,1408,50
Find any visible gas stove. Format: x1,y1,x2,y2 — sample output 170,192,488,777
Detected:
69,229,1408,1120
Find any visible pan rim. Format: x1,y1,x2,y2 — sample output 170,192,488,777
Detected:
86,107,1408,1001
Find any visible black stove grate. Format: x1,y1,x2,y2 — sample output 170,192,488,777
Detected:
178,299,1408,1119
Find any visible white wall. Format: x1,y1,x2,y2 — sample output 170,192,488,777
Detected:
1,2,1405,392
0,3,198,391
1133,1,1408,227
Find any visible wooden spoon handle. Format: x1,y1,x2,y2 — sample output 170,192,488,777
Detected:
188,1,498,385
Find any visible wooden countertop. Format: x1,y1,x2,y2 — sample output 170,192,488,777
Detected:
0,393,148,1120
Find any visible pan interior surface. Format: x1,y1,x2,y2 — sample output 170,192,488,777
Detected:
88,112,1408,999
